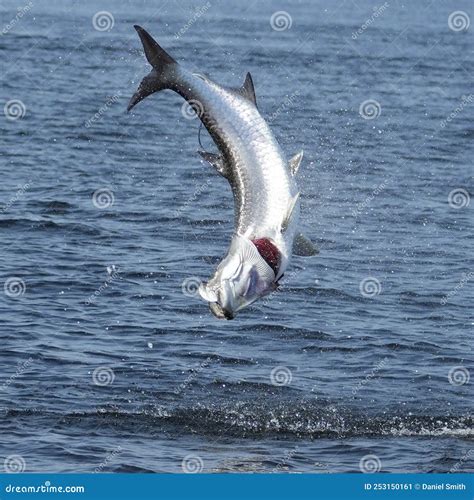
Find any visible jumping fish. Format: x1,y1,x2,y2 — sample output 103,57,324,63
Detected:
128,25,317,319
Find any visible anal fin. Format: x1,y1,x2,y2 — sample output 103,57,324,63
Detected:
292,233,319,256
289,151,303,176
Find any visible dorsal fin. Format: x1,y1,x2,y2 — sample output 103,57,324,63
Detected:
193,71,256,106
240,72,257,106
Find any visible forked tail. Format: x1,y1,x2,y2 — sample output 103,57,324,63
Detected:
127,25,177,111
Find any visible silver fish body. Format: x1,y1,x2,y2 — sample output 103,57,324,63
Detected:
128,25,316,319
174,68,300,266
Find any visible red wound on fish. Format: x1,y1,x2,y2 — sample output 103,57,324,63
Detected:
251,238,281,275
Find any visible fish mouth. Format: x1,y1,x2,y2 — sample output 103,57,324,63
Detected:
209,302,234,320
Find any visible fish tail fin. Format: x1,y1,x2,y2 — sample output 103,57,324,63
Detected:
127,25,177,111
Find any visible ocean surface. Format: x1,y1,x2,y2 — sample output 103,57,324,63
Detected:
0,0,472,474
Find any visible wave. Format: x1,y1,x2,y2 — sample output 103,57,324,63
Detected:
3,405,472,439
0,218,101,236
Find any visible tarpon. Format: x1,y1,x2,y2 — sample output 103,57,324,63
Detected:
128,25,317,319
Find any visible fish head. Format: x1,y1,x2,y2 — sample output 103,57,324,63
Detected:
199,235,278,319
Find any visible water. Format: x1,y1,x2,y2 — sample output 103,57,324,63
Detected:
0,0,472,474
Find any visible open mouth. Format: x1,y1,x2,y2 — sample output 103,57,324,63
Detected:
209,302,234,320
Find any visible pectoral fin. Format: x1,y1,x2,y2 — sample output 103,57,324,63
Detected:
281,193,300,232
197,150,230,179
292,233,319,256
289,151,303,176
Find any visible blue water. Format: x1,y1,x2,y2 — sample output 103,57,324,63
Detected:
0,0,472,474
